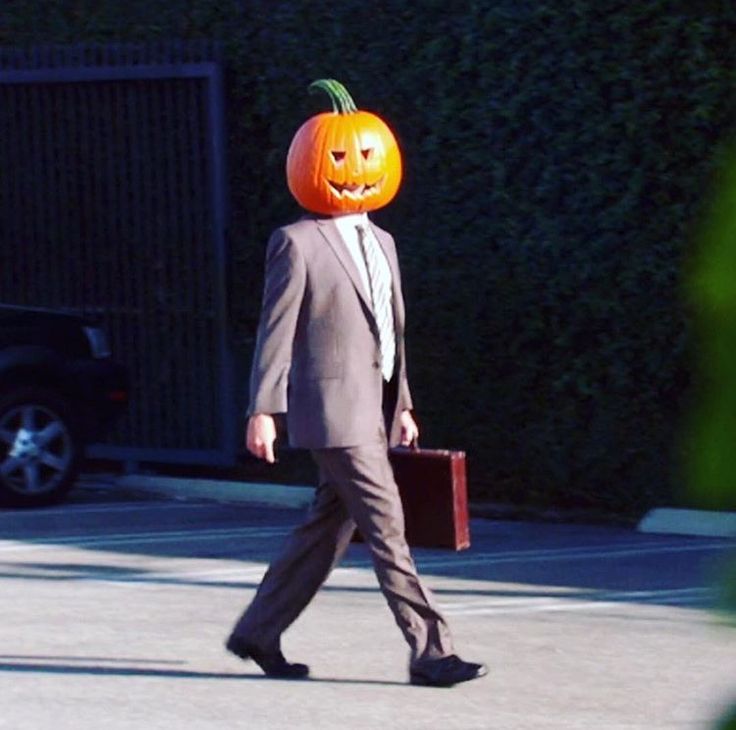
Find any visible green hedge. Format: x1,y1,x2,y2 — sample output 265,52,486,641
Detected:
3,1,735,515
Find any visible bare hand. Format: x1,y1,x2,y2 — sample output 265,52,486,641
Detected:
246,413,277,463
399,410,419,448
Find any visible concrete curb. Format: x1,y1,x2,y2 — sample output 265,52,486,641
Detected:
113,474,315,510
637,507,736,539
102,473,736,539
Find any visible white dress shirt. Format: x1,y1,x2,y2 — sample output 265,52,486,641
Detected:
332,212,396,381
332,213,393,301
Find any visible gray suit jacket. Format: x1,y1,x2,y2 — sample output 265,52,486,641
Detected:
247,215,413,449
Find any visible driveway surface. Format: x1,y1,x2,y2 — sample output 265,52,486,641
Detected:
1,478,735,730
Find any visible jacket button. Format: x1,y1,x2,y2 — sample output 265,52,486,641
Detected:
372,362,380,369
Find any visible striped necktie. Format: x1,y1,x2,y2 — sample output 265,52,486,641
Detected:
356,224,396,381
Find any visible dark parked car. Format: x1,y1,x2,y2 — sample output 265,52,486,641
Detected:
0,304,127,507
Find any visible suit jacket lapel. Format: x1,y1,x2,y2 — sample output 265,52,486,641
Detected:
316,217,373,313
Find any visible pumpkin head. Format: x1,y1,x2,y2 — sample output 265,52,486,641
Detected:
286,79,402,215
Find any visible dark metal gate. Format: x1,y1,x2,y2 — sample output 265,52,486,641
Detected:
0,41,236,466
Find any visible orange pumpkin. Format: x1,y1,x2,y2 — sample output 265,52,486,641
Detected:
286,79,402,215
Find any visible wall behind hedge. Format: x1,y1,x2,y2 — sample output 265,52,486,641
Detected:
2,1,735,515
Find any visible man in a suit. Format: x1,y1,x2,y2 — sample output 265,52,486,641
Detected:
226,80,487,687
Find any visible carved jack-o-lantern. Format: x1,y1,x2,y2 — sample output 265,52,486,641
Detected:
286,79,402,215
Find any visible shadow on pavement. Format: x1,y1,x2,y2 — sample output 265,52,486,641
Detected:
1,497,733,609
0,657,407,686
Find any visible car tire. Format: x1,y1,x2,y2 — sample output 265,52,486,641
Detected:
0,386,84,508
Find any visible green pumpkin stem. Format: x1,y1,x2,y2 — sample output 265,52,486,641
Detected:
308,79,358,114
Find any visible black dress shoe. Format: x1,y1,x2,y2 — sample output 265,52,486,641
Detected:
410,655,488,687
225,635,309,679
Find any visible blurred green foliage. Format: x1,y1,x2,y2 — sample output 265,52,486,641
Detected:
686,144,736,511
2,1,736,515
717,708,736,730
687,144,736,729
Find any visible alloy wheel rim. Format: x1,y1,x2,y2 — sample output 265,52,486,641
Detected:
0,404,73,495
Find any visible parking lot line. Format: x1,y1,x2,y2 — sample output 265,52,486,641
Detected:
439,587,714,616
0,530,730,561
0,526,293,551
349,540,733,570
0,502,208,517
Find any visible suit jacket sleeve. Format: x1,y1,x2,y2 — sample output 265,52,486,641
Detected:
247,228,306,415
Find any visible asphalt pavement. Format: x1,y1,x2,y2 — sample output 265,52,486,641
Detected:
1,476,735,730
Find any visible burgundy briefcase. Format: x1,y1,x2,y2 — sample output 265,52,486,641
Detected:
352,447,471,550
388,447,470,551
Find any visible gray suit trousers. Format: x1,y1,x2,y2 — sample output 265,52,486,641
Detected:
231,441,455,666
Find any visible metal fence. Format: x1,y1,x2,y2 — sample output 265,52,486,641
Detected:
0,41,236,466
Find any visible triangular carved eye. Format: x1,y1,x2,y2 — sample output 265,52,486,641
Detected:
331,151,346,162
361,148,373,160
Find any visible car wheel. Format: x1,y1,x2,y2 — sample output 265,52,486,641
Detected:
0,386,83,507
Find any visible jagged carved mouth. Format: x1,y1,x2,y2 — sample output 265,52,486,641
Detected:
327,176,385,200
